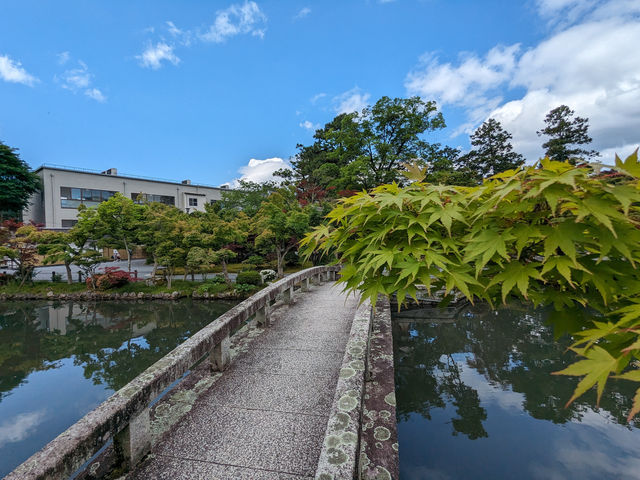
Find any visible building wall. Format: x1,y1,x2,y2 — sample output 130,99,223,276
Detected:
23,167,226,229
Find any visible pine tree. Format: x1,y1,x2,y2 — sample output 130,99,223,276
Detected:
457,119,524,181
537,105,599,164
0,141,41,220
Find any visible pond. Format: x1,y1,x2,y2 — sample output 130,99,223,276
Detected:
0,299,237,477
393,303,640,480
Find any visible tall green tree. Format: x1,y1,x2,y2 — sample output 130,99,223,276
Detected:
218,180,277,218
0,141,41,220
92,193,144,272
289,96,446,192
37,207,102,284
457,119,524,181
537,105,599,164
199,205,249,283
255,187,310,277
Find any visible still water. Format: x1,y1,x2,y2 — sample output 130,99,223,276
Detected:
393,303,640,480
0,299,236,477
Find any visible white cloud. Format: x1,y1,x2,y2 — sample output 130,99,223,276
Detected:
234,157,292,185
57,51,70,65
334,87,371,114
406,45,519,133
299,120,319,131
406,1,640,161
137,42,180,69
59,61,91,90
0,54,37,86
200,1,267,43
294,7,311,19
85,88,106,103
166,21,182,37
0,410,46,448
56,57,106,102
310,92,327,104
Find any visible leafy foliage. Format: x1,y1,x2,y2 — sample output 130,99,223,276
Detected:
235,270,262,286
289,96,445,193
0,141,41,219
303,150,640,419
456,118,524,182
537,105,599,164
254,186,310,277
91,267,133,290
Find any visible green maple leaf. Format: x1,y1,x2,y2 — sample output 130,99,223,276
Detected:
614,148,640,178
553,346,628,407
611,370,640,421
488,260,543,302
399,161,427,182
607,183,640,216
543,222,584,262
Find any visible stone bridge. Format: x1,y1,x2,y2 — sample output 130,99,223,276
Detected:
6,267,399,480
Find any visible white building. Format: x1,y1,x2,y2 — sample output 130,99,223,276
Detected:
23,165,228,230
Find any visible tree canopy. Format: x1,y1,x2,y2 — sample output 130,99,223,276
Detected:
457,118,524,182
0,141,41,220
287,96,446,193
537,105,599,164
303,150,640,420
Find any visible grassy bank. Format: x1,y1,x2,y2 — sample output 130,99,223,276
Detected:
0,280,243,297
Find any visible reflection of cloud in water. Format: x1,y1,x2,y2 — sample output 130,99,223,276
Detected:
445,354,526,413
449,355,640,479
532,410,640,480
0,410,46,447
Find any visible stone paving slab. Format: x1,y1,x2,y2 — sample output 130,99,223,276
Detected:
251,329,349,353
204,370,337,414
131,454,312,479
273,314,353,333
231,347,344,377
153,405,328,476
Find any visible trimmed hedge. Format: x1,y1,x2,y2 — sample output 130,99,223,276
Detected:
235,271,262,286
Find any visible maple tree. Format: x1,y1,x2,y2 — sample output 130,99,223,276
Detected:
303,149,640,420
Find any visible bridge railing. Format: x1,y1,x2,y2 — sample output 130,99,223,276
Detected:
7,266,340,480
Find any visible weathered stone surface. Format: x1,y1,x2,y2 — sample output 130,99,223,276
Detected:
359,296,399,480
315,299,372,480
6,266,341,480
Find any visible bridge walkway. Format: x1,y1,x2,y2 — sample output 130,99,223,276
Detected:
128,282,359,479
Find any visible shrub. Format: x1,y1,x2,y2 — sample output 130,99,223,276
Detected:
91,267,132,291
260,269,277,283
235,271,262,286
241,263,257,272
235,283,258,295
208,275,227,285
196,282,227,295
245,255,265,266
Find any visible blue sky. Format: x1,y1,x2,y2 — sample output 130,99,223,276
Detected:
1,0,639,186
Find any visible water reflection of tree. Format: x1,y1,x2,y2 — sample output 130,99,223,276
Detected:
393,304,639,439
0,300,235,401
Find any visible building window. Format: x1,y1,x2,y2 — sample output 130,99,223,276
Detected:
60,187,117,209
130,193,175,206
188,198,198,207
61,219,78,228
